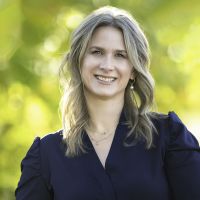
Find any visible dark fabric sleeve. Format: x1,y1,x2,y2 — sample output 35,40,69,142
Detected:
15,137,53,200
165,112,200,200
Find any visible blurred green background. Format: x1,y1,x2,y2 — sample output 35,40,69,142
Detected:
0,0,200,199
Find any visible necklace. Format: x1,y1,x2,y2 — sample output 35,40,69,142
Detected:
86,121,117,145
88,131,114,145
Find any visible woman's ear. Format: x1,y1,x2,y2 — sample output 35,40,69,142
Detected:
130,69,137,80
130,74,134,81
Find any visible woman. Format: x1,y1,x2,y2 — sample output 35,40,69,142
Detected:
15,6,200,200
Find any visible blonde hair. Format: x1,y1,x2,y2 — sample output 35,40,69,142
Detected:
60,6,156,157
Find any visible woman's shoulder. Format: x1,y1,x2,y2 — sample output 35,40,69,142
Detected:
38,129,65,158
22,129,64,169
150,111,185,129
151,111,199,149
23,129,64,162
40,129,63,147
15,130,63,198
151,111,188,140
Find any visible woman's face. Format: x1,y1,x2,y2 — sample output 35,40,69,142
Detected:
81,26,133,100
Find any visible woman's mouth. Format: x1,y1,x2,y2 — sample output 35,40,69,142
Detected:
95,75,116,83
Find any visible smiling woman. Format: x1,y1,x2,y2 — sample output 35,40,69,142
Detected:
15,6,200,200
81,26,133,101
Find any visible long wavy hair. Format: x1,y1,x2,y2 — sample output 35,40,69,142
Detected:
60,6,156,157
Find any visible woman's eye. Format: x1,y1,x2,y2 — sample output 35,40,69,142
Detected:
116,53,126,58
91,50,102,55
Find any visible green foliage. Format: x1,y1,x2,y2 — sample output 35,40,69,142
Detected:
0,0,200,198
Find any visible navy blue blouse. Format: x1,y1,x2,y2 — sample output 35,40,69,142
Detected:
15,112,200,200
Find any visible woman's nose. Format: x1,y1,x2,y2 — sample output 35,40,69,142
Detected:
99,55,115,71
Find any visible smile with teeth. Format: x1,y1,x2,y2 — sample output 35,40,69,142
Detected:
95,75,116,83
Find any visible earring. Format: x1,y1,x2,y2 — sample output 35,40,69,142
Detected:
130,79,135,90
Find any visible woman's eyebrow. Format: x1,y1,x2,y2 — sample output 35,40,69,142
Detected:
89,46,103,50
116,50,127,54
89,46,127,53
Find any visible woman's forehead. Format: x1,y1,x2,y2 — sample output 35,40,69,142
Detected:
88,26,126,50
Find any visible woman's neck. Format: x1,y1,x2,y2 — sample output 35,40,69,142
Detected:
85,94,124,133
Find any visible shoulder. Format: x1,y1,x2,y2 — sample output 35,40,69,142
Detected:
23,129,64,162
151,111,199,149
15,130,63,198
151,111,186,132
40,129,63,147
23,129,64,170
38,129,65,159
